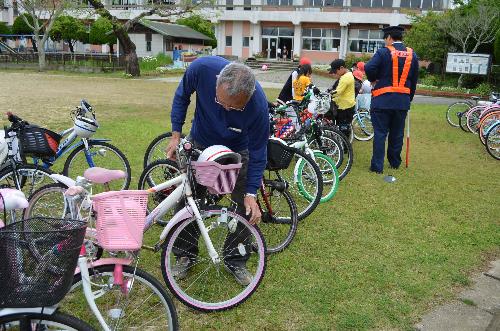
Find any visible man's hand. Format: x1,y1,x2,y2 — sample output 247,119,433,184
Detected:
165,131,181,160
244,195,261,225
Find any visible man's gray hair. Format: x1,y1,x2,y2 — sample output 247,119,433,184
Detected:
216,63,256,97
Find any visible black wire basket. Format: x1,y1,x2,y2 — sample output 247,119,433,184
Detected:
19,126,62,158
0,217,86,308
266,139,295,171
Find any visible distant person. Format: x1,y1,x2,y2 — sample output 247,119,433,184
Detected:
328,59,356,138
282,46,288,61
277,47,282,61
276,57,312,105
364,25,419,174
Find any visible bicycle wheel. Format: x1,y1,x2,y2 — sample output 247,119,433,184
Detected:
138,159,181,226
63,141,131,192
308,133,344,169
269,147,323,221
466,106,485,134
478,111,500,145
352,111,374,141
66,265,179,331
258,179,298,254
485,122,500,160
459,108,472,133
0,164,55,199
23,183,69,219
143,132,186,168
446,101,470,128
161,207,267,312
298,152,339,203
322,128,353,181
0,312,96,330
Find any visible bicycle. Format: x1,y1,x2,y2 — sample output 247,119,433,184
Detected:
6,100,131,192
28,138,268,312
352,94,374,141
446,92,499,128
485,120,500,160
0,191,94,330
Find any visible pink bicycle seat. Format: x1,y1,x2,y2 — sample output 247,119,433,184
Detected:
0,188,29,211
84,167,126,184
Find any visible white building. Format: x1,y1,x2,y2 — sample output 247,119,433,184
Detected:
210,0,450,63
1,0,14,26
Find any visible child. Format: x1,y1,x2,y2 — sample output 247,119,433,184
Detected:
292,64,312,101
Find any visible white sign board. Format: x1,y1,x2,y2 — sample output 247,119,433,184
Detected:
446,53,491,75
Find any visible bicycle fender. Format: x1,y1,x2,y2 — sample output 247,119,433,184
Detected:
159,206,195,242
49,174,76,188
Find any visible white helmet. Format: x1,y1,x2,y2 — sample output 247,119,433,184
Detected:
197,145,241,165
73,115,99,138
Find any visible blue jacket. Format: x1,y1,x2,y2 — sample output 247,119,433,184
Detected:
171,56,269,195
365,42,419,110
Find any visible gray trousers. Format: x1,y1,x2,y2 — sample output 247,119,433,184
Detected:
172,139,253,268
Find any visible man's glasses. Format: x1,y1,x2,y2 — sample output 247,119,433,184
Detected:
215,95,246,112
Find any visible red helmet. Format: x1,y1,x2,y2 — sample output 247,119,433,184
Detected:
357,61,365,72
299,57,312,65
353,69,364,81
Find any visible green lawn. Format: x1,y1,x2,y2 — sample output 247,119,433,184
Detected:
1,71,499,330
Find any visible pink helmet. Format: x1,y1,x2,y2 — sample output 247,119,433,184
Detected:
193,145,242,195
353,70,364,81
299,57,312,66
357,61,365,72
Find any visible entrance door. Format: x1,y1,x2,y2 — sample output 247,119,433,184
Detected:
278,37,293,60
262,37,279,59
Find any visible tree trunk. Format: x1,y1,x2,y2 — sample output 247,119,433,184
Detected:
115,27,140,76
458,74,464,88
38,46,46,71
109,43,114,55
68,40,74,53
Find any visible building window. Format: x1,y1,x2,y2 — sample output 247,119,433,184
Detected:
226,0,233,10
401,0,441,9
303,0,343,6
226,36,232,47
145,33,152,52
262,27,294,36
243,37,250,47
266,0,293,5
244,0,251,9
302,28,341,51
350,0,392,6
348,29,384,53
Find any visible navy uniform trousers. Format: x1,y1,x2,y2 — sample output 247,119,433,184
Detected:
370,108,407,172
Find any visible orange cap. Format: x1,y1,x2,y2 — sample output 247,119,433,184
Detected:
299,57,312,65
357,61,365,72
353,70,364,80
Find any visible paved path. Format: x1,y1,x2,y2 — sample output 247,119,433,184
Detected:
148,71,461,105
415,260,500,331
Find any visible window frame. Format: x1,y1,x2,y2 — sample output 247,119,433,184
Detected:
225,35,233,47
301,28,341,51
348,28,385,53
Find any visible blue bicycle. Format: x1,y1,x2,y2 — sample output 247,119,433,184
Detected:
6,100,131,193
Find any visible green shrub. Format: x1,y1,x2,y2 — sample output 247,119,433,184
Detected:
420,74,442,87
460,74,485,89
139,53,173,72
418,66,427,79
471,82,493,96
344,53,372,69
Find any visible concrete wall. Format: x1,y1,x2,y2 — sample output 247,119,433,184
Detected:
129,33,163,58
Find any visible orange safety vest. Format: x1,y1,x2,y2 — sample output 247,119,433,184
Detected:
372,45,414,97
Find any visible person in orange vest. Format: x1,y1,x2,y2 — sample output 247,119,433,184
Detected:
364,26,419,174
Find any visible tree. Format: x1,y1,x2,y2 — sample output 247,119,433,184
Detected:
12,14,40,52
0,22,11,36
89,17,116,54
176,14,217,48
441,0,500,86
86,0,201,76
405,11,450,73
16,0,79,70
494,29,500,64
50,15,88,53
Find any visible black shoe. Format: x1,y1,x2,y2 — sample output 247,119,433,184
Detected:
369,167,383,174
224,264,253,286
389,165,399,170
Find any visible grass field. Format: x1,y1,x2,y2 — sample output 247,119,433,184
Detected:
1,71,499,330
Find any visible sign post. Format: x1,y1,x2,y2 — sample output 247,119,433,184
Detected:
445,53,491,76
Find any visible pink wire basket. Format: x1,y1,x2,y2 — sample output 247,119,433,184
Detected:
92,190,149,251
191,161,242,195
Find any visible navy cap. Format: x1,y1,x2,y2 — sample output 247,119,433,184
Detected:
382,25,404,38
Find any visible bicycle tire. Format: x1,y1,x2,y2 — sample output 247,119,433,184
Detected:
258,179,298,254
23,183,69,219
322,127,353,181
459,108,472,133
138,159,181,226
446,101,471,128
0,164,55,199
161,207,267,312
308,132,344,169
352,111,374,141
0,312,96,331
298,151,339,203
466,106,485,134
68,264,179,331
143,132,186,169
478,110,500,145
271,147,323,221
485,122,500,160
62,141,131,192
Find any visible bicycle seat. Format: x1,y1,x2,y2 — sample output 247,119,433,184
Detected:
84,167,126,184
471,96,480,101
0,188,28,211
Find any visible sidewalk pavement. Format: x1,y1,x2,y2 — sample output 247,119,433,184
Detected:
415,260,500,331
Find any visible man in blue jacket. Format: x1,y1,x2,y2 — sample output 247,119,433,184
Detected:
365,26,419,173
165,56,269,286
